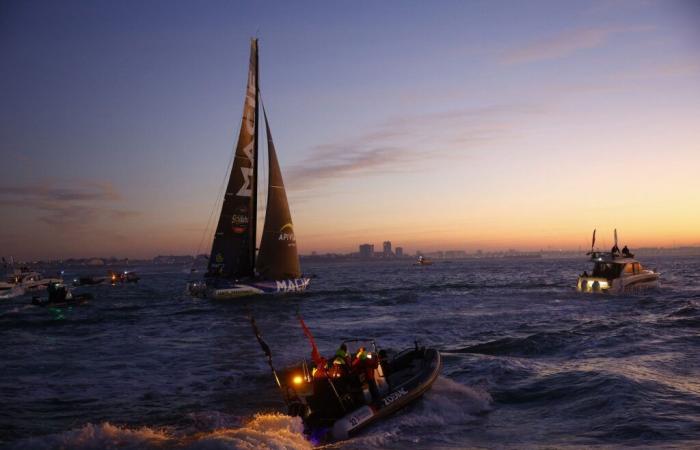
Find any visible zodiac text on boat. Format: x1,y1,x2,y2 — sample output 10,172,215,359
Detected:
382,388,408,407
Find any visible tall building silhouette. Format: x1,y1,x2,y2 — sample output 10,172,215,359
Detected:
359,244,374,259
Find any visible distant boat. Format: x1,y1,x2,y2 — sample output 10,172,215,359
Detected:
188,39,310,299
414,256,433,266
0,267,62,298
72,270,139,286
32,282,92,307
577,229,660,293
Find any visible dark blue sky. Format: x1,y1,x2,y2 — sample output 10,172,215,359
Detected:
1,1,699,259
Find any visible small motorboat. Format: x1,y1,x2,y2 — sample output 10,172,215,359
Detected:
0,268,62,295
108,270,140,284
32,282,92,307
413,255,433,266
280,339,441,442
73,275,109,286
577,229,659,293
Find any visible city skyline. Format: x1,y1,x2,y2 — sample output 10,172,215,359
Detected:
2,1,700,260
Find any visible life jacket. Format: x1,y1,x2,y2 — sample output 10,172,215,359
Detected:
352,350,377,379
312,357,328,379
333,348,348,366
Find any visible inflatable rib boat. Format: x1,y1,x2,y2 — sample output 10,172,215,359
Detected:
280,339,442,442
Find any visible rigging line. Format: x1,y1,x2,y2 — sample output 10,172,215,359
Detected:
192,144,235,267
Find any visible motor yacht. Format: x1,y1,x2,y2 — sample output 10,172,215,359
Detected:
577,250,659,293
0,268,62,298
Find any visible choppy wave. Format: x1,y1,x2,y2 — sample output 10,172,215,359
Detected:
9,414,310,450
3,256,700,448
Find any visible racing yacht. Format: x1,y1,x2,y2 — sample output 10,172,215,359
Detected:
187,38,309,299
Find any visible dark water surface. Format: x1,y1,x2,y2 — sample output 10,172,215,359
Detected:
2,256,700,449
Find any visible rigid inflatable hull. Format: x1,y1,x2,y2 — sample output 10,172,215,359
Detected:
331,348,442,440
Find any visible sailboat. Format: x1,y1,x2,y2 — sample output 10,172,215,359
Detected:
188,39,310,299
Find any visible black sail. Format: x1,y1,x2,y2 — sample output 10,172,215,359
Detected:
255,111,302,279
208,39,259,279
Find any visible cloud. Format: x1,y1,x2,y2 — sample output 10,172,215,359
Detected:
0,181,139,230
0,182,121,202
286,104,544,192
616,59,700,80
501,25,655,65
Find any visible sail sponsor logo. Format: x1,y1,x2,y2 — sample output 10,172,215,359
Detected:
278,223,295,241
278,232,295,241
237,66,256,198
382,388,408,407
231,206,249,233
275,278,310,292
237,167,253,197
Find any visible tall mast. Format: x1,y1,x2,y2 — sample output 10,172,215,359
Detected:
251,38,259,274
206,38,258,279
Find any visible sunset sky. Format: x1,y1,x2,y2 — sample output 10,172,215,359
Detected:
2,1,699,260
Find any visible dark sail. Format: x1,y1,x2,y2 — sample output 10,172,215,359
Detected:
208,39,259,279
255,111,302,279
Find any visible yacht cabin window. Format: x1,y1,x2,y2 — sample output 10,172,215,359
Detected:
592,262,623,278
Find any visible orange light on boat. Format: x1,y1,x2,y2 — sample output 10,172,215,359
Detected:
293,375,303,385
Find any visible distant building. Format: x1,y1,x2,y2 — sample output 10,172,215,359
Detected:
445,250,466,259
383,241,393,257
359,244,374,259
153,255,195,265
395,247,403,257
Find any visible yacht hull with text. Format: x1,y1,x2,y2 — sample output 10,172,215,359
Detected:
188,277,310,299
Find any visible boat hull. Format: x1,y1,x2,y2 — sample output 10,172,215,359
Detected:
577,272,660,293
288,346,442,442
0,285,25,299
188,277,311,299
330,348,442,440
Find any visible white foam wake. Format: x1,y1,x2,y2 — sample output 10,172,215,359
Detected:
10,414,311,450
340,376,492,448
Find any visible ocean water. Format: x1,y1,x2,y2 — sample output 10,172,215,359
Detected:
1,256,700,449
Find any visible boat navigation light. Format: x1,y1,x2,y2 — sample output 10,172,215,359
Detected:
366,353,372,359
292,375,303,385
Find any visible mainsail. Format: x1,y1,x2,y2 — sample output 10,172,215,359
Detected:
208,39,259,278
256,111,302,279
